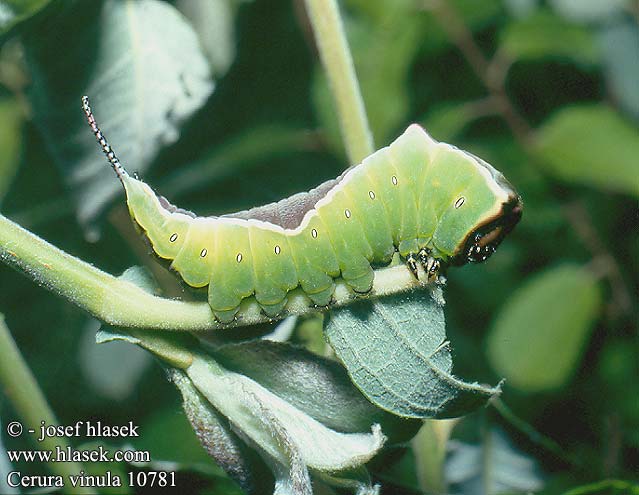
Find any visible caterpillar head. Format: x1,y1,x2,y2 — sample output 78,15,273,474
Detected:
429,144,522,266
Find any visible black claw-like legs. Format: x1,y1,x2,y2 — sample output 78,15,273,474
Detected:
406,254,419,279
408,248,441,283
406,249,443,282
418,248,429,270
427,259,441,282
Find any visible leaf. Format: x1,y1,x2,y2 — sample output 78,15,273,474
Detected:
169,368,270,493
421,101,482,142
534,104,639,198
0,97,22,206
133,407,232,474
242,387,312,495
24,0,214,231
487,264,601,392
175,0,243,78
214,340,422,443
598,20,639,121
549,0,629,24
504,0,539,19
186,354,386,473
500,11,599,65
0,0,51,37
79,318,152,400
324,290,501,419
445,428,544,495
99,268,387,490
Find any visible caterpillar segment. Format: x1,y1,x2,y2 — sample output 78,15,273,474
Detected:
83,97,522,323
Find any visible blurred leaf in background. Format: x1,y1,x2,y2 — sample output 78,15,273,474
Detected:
487,264,602,392
534,104,639,198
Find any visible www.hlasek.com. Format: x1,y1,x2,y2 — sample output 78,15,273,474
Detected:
4,420,176,490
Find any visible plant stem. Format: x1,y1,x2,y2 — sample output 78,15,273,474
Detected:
0,213,429,331
0,315,93,494
304,0,374,164
412,419,458,494
0,213,214,331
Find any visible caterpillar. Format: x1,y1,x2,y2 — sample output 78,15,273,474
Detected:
82,96,522,323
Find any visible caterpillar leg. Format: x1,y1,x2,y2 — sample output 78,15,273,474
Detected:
406,253,419,280
418,248,441,283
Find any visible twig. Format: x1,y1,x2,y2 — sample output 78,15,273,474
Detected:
427,0,533,147
491,398,583,469
564,202,633,317
0,315,94,494
304,0,374,164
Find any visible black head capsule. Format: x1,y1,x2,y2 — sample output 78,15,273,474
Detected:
463,197,523,264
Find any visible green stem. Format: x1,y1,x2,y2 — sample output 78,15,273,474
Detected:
0,315,94,494
0,213,428,331
412,419,458,494
304,0,374,164
0,213,214,331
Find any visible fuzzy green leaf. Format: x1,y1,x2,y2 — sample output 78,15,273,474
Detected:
214,340,421,444
487,264,601,392
325,290,501,419
169,368,269,493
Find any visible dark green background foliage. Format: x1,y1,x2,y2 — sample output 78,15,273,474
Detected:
0,0,637,494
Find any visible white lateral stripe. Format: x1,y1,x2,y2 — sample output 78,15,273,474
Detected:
151,125,512,236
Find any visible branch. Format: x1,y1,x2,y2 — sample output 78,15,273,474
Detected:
304,0,374,163
0,213,429,331
427,0,533,147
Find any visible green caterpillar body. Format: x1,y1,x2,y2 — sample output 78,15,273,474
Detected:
83,97,522,323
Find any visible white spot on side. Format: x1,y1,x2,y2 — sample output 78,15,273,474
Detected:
274,245,281,255
236,253,243,263
369,190,376,200
391,175,398,186
345,209,351,219
169,233,178,242
454,196,466,209
200,248,208,258
311,228,318,238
